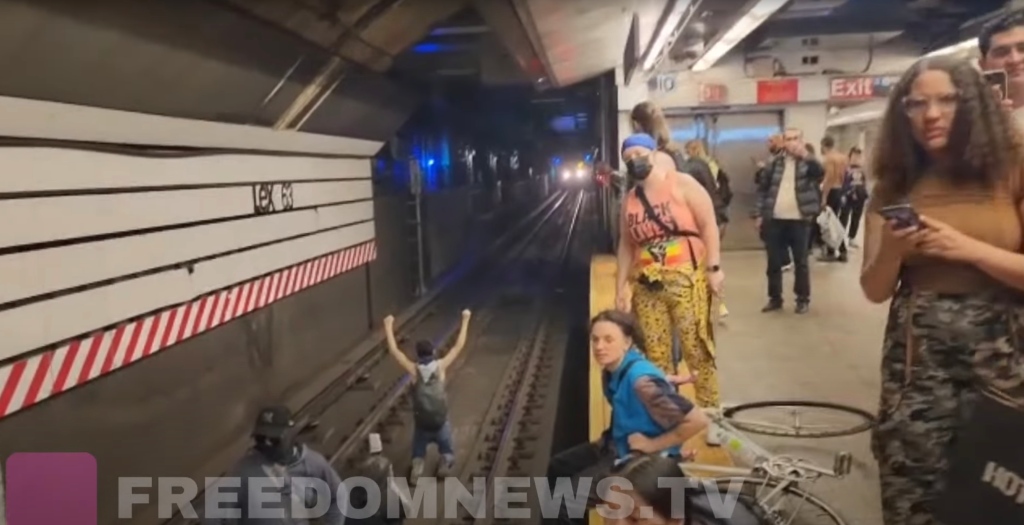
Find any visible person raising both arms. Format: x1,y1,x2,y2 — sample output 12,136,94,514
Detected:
382,309,471,483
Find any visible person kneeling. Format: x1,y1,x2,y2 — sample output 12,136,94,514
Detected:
545,310,709,524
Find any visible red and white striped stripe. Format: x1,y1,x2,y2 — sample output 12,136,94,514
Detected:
0,240,377,420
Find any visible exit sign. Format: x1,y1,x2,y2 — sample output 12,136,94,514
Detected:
699,83,728,104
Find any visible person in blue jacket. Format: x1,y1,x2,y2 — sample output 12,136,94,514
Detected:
545,309,709,524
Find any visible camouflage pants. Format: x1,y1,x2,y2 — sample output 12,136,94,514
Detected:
872,288,1024,525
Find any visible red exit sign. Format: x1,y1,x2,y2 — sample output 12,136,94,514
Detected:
699,83,728,104
829,76,897,101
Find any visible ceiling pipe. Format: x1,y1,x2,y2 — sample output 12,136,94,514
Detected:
641,0,703,72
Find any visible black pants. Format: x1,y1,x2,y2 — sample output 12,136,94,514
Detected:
544,442,616,524
824,189,847,257
764,219,811,304
840,192,866,241
760,221,792,266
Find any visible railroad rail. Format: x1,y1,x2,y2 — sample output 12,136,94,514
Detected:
445,192,588,525
163,189,584,524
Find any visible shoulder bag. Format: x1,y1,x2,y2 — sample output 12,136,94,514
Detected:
934,385,1024,524
634,185,700,271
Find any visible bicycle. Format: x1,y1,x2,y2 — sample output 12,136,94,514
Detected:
679,401,876,525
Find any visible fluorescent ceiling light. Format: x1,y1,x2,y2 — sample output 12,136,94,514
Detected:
642,0,694,71
924,37,978,58
691,0,789,72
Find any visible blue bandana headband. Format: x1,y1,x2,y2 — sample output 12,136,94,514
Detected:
621,133,657,154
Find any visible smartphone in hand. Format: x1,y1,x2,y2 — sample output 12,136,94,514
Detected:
878,204,921,230
984,69,1008,101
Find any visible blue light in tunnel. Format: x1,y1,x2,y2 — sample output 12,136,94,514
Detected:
412,42,461,54
413,43,444,53
427,158,435,166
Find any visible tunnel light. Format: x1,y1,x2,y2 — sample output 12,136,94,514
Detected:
924,37,978,58
691,0,789,72
642,0,694,71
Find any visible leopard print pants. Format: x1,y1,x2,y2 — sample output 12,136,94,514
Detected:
630,265,720,408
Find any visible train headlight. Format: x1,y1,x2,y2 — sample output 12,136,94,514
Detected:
562,169,571,180
576,169,586,178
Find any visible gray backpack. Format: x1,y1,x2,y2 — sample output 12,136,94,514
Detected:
412,365,448,431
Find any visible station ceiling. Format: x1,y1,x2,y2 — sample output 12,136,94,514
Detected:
229,0,1006,88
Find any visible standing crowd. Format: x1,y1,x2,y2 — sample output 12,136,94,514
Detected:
567,9,1024,525
197,11,1024,525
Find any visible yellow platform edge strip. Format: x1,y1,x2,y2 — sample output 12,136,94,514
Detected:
587,255,733,524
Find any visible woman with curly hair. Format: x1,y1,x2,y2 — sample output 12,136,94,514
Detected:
860,56,1024,524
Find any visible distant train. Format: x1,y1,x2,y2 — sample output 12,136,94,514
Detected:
552,152,598,188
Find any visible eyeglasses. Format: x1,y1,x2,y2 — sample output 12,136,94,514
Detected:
901,93,960,117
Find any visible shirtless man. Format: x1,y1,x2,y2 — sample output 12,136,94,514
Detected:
818,135,849,262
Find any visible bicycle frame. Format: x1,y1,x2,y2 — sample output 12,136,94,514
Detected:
681,408,851,483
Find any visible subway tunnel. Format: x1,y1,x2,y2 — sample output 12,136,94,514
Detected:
0,0,1012,524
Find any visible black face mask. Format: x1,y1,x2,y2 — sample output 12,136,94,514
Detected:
255,436,296,464
626,157,653,180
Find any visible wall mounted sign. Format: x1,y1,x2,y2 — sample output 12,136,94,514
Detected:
756,78,799,104
698,83,728,104
829,75,899,101
650,74,677,92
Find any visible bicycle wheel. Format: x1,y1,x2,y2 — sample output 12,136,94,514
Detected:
722,400,875,438
711,476,847,525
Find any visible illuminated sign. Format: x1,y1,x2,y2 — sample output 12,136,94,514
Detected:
756,78,799,104
829,75,898,101
698,83,728,104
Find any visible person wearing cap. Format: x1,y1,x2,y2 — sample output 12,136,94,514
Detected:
614,132,723,413
205,405,347,524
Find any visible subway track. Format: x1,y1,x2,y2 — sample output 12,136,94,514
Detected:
164,189,590,524
395,190,593,525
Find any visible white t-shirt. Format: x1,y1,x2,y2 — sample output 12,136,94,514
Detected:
773,157,801,220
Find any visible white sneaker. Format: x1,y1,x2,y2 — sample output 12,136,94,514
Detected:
704,421,722,447
410,458,425,484
438,454,455,477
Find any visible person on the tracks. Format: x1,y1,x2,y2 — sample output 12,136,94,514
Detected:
614,132,723,410
350,433,408,524
545,310,709,525
204,405,346,525
382,309,471,483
